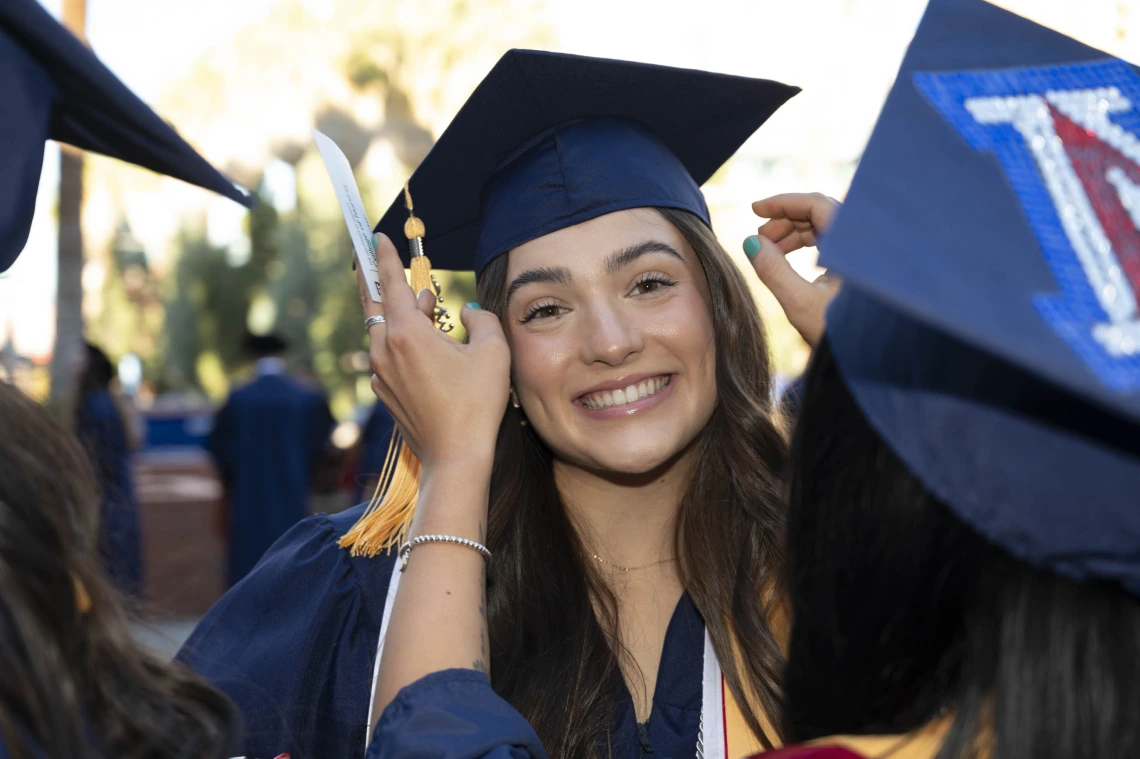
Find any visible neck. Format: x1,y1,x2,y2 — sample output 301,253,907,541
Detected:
554,450,695,568
254,356,286,376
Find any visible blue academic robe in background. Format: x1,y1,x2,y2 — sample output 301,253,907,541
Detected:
76,388,143,598
351,402,396,504
178,502,709,759
208,369,334,586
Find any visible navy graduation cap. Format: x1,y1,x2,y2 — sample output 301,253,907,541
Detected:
0,0,254,273
820,0,1140,594
374,49,799,276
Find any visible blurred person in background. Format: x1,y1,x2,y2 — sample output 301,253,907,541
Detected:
350,400,396,505
0,382,241,759
74,341,143,600
208,332,335,587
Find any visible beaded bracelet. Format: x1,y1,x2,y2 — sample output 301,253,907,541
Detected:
398,534,491,571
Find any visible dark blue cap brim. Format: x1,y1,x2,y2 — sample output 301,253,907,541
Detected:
373,49,798,274
0,0,255,273
829,288,1140,596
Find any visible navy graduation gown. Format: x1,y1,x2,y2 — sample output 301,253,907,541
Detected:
178,505,394,759
368,601,706,759
76,388,142,598
180,501,710,759
178,501,711,756
208,374,333,586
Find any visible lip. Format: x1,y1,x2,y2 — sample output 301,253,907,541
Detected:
574,372,673,400
574,373,676,420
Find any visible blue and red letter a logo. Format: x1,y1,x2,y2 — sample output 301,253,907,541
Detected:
916,60,1140,391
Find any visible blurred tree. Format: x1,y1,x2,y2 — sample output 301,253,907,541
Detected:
160,186,283,397
50,0,88,404
152,0,552,414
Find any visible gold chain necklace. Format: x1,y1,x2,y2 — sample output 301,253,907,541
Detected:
590,554,677,573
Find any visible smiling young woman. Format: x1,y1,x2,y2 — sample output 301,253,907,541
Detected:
177,51,832,759
467,205,790,756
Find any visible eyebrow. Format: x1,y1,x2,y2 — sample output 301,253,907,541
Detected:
505,266,573,304
505,240,684,304
604,240,684,273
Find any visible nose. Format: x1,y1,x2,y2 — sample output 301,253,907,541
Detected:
578,300,645,367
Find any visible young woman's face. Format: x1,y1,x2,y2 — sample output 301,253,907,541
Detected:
503,208,718,475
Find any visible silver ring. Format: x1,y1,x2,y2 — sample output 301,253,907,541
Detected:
364,314,387,331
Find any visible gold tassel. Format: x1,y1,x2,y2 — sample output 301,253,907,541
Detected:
339,182,436,557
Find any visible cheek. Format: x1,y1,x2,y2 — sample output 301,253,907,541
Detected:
644,291,717,379
508,330,576,402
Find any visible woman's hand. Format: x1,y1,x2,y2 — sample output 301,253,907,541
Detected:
356,233,511,470
743,193,843,349
360,234,506,717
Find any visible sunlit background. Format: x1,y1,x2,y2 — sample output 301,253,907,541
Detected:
4,0,1137,405
2,0,1136,652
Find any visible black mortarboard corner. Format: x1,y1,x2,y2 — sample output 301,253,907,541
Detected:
820,0,1140,595
373,49,799,276
0,0,255,273
242,332,289,358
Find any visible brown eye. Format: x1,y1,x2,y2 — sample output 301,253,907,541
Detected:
520,302,566,323
631,275,675,297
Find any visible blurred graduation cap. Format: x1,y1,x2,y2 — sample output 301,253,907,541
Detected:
0,0,254,273
242,332,289,358
820,0,1140,594
345,49,797,557
374,49,798,276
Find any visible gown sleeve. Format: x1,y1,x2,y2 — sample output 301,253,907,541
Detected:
177,514,384,759
367,670,548,759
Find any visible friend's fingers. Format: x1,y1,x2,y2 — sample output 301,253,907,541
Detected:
751,192,839,235
746,234,815,315
757,225,820,255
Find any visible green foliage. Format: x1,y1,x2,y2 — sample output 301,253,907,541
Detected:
141,0,555,414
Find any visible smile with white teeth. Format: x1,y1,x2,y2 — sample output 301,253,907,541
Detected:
579,376,671,410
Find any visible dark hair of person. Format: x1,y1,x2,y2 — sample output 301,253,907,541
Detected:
783,339,1140,758
0,383,240,759
476,207,789,757
76,342,116,400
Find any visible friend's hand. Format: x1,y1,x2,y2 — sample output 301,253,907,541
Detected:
356,234,511,470
744,193,843,348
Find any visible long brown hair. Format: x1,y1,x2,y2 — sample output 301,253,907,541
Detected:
0,383,239,759
477,208,788,757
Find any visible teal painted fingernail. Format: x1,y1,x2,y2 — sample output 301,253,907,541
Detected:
466,301,482,310
743,235,762,260
371,233,379,248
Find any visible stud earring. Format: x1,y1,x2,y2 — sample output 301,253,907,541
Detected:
509,386,527,426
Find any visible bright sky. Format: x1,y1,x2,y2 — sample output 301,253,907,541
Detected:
2,0,1135,360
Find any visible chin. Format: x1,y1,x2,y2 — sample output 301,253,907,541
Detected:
575,434,695,477
596,450,677,475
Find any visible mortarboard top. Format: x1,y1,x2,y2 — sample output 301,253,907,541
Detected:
819,0,1140,595
0,0,255,273
373,49,799,276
